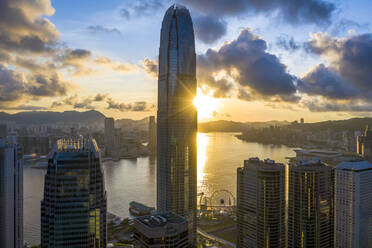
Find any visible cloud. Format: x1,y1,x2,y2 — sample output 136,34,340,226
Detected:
198,29,298,101
142,58,158,78
95,56,139,72
106,98,154,112
3,105,48,111
301,33,372,100
88,25,121,35
194,15,227,44
0,0,59,54
276,35,300,52
178,0,336,25
51,93,108,109
120,0,164,19
0,64,71,106
301,98,372,113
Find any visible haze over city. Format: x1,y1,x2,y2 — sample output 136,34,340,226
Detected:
1,0,372,122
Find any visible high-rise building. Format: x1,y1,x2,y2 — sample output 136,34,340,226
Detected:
356,125,372,161
104,117,115,157
335,160,372,247
157,4,197,245
133,212,189,248
288,159,334,248
41,138,107,247
148,116,156,155
0,133,23,248
237,158,286,248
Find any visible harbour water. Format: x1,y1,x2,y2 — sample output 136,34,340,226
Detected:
23,132,296,245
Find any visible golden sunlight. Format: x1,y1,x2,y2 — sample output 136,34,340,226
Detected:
193,88,220,120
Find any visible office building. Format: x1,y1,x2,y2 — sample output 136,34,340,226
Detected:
104,117,115,157
0,133,23,248
157,4,197,245
357,125,372,161
335,160,372,247
288,159,334,248
41,138,107,247
148,116,156,155
237,158,286,248
133,212,188,248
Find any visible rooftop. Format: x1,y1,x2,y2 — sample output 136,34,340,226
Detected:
337,160,372,171
135,212,187,228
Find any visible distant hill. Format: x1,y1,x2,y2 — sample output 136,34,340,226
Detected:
299,118,372,132
0,110,105,125
198,120,290,132
116,117,149,132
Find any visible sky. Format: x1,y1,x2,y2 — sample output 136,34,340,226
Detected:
1,0,372,123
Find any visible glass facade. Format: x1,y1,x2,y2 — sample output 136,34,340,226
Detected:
157,4,197,246
41,139,107,248
287,160,334,248
0,138,23,248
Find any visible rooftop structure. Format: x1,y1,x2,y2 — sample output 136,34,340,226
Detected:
133,212,189,247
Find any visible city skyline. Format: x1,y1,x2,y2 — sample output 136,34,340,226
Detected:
1,0,372,123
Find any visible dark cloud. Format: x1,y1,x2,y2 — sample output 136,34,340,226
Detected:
88,25,121,35
237,88,253,101
178,0,336,25
142,58,158,78
107,98,154,112
302,99,372,113
198,29,297,101
302,33,372,100
276,35,300,52
51,94,108,109
0,65,70,104
298,64,359,99
194,15,227,44
120,0,164,19
0,0,58,54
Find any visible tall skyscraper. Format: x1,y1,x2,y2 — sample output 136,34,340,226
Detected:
148,116,156,155
41,138,107,247
288,159,334,248
0,133,23,248
104,117,115,157
157,4,197,245
237,158,286,248
335,160,372,247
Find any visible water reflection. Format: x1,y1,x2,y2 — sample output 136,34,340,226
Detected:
197,133,208,189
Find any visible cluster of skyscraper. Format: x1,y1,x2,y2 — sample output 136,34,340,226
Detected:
237,157,372,248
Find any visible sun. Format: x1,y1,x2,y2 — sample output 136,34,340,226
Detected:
193,88,219,120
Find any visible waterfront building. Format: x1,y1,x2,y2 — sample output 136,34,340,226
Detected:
237,157,286,248
133,212,189,248
104,117,115,157
157,4,197,245
0,132,23,248
293,148,361,167
335,160,372,247
148,116,156,155
41,138,107,247
356,125,372,161
288,159,334,248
